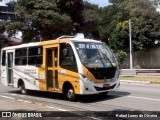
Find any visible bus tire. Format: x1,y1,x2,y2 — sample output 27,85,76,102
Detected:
66,87,76,101
20,83,27,95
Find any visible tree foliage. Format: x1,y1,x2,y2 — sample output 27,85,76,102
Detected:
107,0,160,51
82,2,102,39
6,0,84,42
2,0,160,53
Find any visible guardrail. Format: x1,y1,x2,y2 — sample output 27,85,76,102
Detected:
120,69,160,76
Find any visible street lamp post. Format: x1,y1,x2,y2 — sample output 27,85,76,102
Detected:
129,19,133,69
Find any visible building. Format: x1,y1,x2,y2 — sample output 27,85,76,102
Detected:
0,0,15,21
0,0,22,46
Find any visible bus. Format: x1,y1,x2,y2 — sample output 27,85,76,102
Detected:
0,35,120,101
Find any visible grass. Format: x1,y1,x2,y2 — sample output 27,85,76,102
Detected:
120,75,160,84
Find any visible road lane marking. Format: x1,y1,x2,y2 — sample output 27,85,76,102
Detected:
56,108,67,111
111,94,160,102
45,106,55,109
0,95,15,100
0,94,102,120
45,106,67,111
90,117,102,120
23,100,31,103
17,99,23,102
39,103,42,106
127,95,160,102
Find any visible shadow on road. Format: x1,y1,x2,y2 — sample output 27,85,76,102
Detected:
9,90,130,103
77,91,131,103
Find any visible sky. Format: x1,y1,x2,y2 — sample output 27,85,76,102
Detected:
86,0,111,7
3,0,111,7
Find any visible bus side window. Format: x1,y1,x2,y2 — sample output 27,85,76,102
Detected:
28,46,43,66
15,48,27,65
2,50,6,66
60,43,78,72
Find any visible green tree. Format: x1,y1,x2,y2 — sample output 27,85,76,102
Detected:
108,0,160,51
0,21,6,34
82,2,102,39
6,0,84,42
116,50,127,65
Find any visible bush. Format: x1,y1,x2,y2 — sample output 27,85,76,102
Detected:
116,50,127,65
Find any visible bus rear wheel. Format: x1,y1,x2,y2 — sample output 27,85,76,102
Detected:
20,83,27,95
66,87,76,101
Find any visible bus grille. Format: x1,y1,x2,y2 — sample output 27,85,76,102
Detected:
89,67,116,79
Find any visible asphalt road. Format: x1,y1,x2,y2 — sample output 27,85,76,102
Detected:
0,81,160,120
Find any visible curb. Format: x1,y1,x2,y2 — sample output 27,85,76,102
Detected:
120,80,150,84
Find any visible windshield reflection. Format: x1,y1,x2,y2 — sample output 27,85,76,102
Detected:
74,42,117,68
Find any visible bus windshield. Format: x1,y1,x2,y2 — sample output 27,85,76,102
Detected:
74,42,117,69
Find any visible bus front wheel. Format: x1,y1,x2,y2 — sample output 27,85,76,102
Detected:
66,87,76,101
20,83,27,95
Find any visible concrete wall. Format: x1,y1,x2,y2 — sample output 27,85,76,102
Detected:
121,47,160,69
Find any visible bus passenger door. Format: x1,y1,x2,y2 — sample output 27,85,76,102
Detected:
46,45,59,91
7,52,14,86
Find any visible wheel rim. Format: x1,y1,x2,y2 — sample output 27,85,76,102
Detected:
67,89,74,99
21,85,26,94
21,88,25,94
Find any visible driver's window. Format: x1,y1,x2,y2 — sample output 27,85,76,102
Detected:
60,43,78,72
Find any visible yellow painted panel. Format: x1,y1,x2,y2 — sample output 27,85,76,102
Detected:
38,40,80,94
39,39,70,46
38,67,46,90
39,80,46,91
58,67,80,94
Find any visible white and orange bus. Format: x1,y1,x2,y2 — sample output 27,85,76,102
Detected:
0,35,120,101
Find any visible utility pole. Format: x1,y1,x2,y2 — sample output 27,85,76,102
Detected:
129,19,133,69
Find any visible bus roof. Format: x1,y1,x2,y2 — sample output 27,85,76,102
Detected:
1,36,102,51
68,38,102,43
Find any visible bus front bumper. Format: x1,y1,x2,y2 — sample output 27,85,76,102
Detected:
81,79,120,95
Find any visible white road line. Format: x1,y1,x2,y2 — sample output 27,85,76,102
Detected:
38,103,42,106
111,94,160,102
56,108,67,111
45,106,55,109
89,117,102,120
17,99,23,102
45,106,67,111
23,101,31,103
0,95,15,100
127,95,160,102
0,95,31,103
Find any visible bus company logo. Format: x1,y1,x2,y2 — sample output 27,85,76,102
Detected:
2,112,11,117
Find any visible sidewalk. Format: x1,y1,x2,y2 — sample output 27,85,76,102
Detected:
0,95,53,111
119,69,160,84
120,69,160,76
120,79,150,84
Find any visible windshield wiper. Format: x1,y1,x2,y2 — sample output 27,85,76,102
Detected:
98,50,114,68
103,53,114,68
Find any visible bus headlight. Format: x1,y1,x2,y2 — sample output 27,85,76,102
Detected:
84,77,94,82
80,73,94,83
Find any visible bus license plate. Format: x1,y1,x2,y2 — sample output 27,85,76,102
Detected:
103,84,110,88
